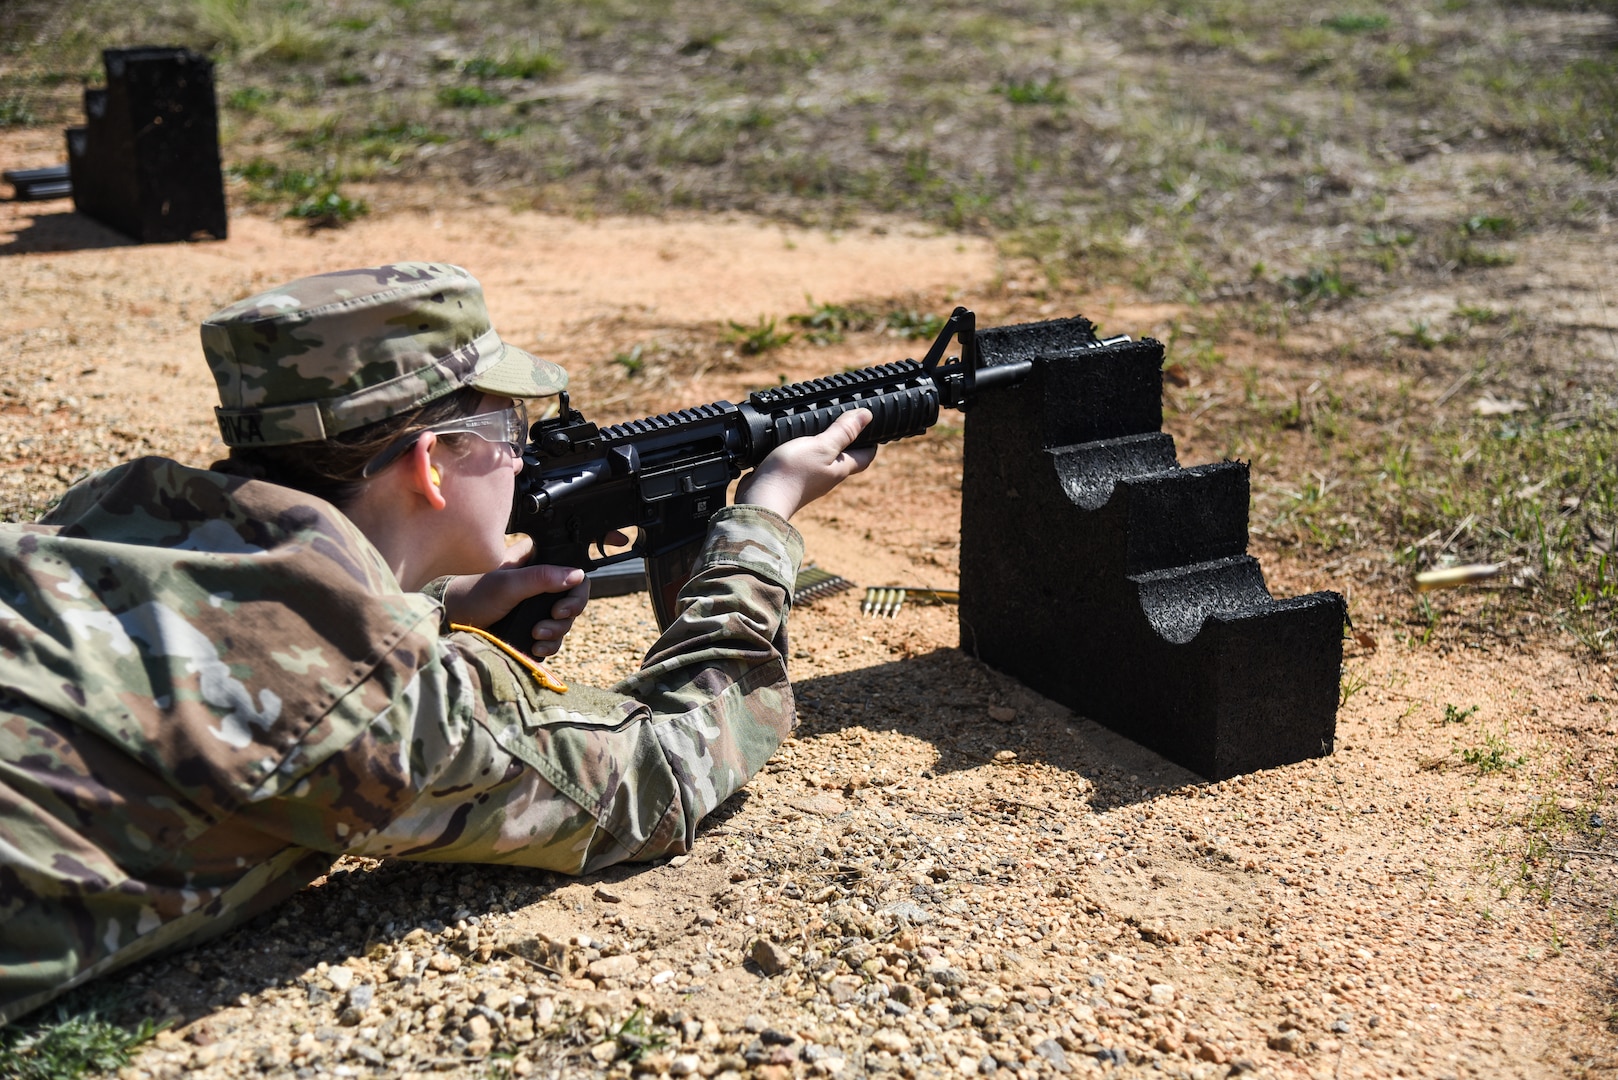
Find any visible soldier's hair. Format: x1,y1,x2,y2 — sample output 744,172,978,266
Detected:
212,387,487,508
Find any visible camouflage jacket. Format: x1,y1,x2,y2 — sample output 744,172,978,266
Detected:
0,458,802,1025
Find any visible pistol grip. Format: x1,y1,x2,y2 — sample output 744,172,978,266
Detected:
485,591,572,655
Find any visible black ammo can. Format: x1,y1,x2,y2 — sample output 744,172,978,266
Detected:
66,47,227,243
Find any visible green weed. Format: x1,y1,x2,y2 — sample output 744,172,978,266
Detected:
1395,320,1445,349
1340,667,1368,707
613,344,645,377
0,1006,162,1080
224,86,278,112
287,189,369,226
996,77,1069,106
789,301,877,345
231,161,368,225
1454,304,1506,325
885,309,946,340
462,51,561,80
1322,13,1391,34
437,86,506,108
1442,703,1480,724
1462,729,1524,774
608,1009,669,1063
0,94,35,126
1284,267,1354,304
726,316,794,355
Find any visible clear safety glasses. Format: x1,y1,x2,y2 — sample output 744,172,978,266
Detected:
361,401,529,478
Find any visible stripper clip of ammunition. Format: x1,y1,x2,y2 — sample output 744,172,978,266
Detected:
861,587,960,618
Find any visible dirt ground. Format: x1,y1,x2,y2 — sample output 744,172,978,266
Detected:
2,125,1616,1080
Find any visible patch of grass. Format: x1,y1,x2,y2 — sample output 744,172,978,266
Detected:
0,1006,163,1080
1462,728,1524,774
287,189,369,227
437,85,506,108
355,120,451,160
0,94,35,126
607,1009,669,1064
188,0,330,64
1340,666,1369,707
613,344,645,377
726,316,794,355
1394,319,1446,350
1454,304,1507,326
788,300,879,345
1322,12,1391,34
996,77,1069,106
1284,266,1354,305
1477,55,1618,177
230,160,368,226
224,85,279,112
462,50,561,80
884,309,946,340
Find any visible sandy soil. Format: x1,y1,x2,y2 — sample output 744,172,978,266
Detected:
2,130,1616,1079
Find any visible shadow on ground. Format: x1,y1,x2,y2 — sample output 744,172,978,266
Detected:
0,204,133,255
792,647,1205,811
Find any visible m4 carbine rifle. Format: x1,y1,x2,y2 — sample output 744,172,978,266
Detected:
491,307,1081,648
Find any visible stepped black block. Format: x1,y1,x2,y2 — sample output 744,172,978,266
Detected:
66,47,226,244
960,317,1344,780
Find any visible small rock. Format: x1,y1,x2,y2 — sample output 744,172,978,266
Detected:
871,1029,911,1055
744,1014,768,1033
1331,1019,1351,1033
534,997,556,1025
387,949,414,980
988,705,1016,723
993,750,1017,763
346,983,375,1013
428,952,461,973
1095,1047,1127,1066
351,1043,385,1067
750,939,792,976
668,1053,703,1076
586,954,639,981
327,967,355,993
827,975,863,1004
876,900,933,923
759,1028,795,1046
595,886,623,903
1035,1039,1070,1072
589,1040,619,1063
1267,1031,1302,1054
889,983,921,1006
1147,983,1175,1006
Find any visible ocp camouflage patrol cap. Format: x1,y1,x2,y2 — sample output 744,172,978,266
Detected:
203,262,568,447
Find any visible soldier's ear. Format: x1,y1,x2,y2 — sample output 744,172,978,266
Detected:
407,434,448,511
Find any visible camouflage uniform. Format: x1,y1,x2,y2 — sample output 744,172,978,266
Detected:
0,265,803,1024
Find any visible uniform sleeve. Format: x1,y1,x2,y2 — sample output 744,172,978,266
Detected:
250,506,804,875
